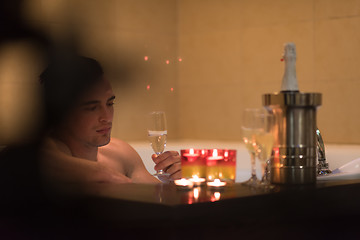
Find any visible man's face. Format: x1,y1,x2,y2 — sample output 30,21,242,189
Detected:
62,77,115,147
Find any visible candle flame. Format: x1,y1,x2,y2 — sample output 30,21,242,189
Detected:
189,148,194,155
213,149,218,157
192,174,199,180
179,178,187,184
214,179,221,184
224,151,228,158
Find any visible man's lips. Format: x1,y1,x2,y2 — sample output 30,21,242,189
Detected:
96,127,112,134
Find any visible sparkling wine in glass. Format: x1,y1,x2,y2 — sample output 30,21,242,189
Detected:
254,112,275,188
147,111,170,177
241,108,262,187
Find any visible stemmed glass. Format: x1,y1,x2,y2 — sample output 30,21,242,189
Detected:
241,108,262,186
255,111,275,188
147,111,170,177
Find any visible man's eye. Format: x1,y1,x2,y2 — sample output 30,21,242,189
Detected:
107,102,115,107
85,106,97,111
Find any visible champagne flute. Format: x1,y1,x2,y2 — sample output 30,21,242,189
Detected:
147,111,170,177
254,112,275,188
241,108,262,186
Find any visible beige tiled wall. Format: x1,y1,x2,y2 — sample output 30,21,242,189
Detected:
177,0,360,144
1,0,360,144
1,0,179,144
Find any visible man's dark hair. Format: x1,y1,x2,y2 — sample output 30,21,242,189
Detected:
40,55,104,129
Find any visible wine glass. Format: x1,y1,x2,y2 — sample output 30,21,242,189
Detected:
147,111,170,177
254,111,275,188
241,108,262,186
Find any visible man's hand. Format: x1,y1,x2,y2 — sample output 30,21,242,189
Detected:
152,151,181,181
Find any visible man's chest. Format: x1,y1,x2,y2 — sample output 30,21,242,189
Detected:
97,151,129,177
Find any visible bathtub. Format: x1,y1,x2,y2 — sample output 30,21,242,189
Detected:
129,140,360,182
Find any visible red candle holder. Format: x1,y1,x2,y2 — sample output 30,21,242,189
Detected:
181,149,208,179
206,149,236,183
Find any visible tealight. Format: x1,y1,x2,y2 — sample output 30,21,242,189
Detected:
182,148,200,162
174,178,194,190
207,179,226,190
189,175,206,186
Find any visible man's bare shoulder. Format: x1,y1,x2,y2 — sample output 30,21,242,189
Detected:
101,138,158,183
100,138,138,157
40,137,72,157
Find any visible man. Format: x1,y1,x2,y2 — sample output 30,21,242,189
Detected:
39,55,181,191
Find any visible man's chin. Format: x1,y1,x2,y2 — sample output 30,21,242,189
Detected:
96,135,111,147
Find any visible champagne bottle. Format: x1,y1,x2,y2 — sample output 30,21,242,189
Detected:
280,42,299,92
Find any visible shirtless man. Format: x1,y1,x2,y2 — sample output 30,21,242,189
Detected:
39,55,181,190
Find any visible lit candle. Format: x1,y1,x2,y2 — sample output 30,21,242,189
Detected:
174,178,194,190
181,149,206,179
183,148,200,162
206,149,225,181
207,149,224,161
189,175,206,186
207,179,226,189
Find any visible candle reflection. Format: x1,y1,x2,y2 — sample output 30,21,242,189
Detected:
193,187,199,200
210,192,221,202
187,187,202,204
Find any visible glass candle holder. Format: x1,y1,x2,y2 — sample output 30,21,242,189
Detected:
206,149,237,183
181,149,208,179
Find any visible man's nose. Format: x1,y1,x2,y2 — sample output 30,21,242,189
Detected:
99,107,113,123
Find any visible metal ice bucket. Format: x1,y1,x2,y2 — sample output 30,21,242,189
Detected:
263,92,322,184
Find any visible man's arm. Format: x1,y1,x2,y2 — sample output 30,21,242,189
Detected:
40,138,132,187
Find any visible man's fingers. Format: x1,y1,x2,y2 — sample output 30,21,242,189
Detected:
152,151,179,164
164,162,181,175
169,169,181,180
154,157,180,172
